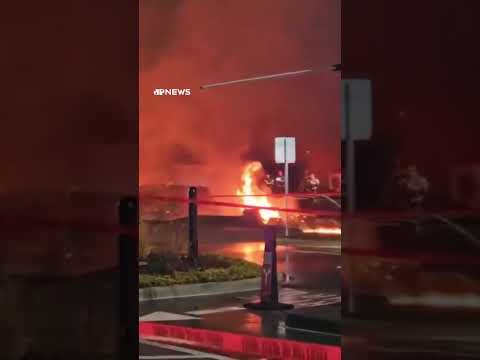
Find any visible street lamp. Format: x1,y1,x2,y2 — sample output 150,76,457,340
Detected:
200,66,338,90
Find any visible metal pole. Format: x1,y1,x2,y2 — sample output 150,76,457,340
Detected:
344,82,356,314
284,138,289,237
284,139,292,283
188,187,198,267
117,197,139,360
244,227,293,310
200,69,313,90
344,82,356,214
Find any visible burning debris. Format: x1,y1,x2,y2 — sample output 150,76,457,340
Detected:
301,226,341,235
236,161,341,235
236,161,281,223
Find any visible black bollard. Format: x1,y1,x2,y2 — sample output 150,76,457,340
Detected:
188,187,199,267
244,227,293,311
118,196,139,360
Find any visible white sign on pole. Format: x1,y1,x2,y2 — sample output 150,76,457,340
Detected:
275,137,296,164
342,79,372,140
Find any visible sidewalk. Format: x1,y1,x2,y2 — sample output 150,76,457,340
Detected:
140,287,341,359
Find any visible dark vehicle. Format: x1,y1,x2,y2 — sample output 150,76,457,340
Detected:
293,194,341,234
343,213,480,315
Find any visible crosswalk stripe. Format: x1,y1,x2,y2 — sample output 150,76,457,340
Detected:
140,292,341,323
140,356,207,359
140,311,199,322
186,306,244,315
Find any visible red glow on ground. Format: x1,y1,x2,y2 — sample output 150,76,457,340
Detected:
140,322,341,360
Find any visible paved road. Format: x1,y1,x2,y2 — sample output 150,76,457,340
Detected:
139,287,341,360
196,216,341,290
141,216,342,358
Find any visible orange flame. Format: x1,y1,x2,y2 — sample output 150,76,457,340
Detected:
302,227,341,235
236,161,280,223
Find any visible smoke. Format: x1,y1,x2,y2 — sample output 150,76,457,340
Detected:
140,0,340,193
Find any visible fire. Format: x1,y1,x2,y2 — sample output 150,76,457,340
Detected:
302,227,342,235
237,242,265,264
236,162,280,223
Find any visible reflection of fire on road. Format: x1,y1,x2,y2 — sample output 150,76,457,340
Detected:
300,217,341,236
302,227,341,235
237,162,280,223
231,242,289,265
239,243,264,264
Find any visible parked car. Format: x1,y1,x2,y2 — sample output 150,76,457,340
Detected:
343,213,480,315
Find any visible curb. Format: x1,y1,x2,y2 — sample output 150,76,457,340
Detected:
139,277,261,302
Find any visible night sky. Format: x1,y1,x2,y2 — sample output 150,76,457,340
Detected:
2,1,478,202
1,1,138,194
343,0,480,206
140,0,341,193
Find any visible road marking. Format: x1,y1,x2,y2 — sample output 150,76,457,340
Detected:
140,356,207,359
140,339,236,360
237,288,340,309
390,294,480,309
237,288,307,301
186,306,244,315
140,311,199,322
279,322,341,338
140,290,340,323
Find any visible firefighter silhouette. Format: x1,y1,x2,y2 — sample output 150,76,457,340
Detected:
403,165,429,208
274,170,285,193
390,164,429,209
305,173,321,193
263,174,274,191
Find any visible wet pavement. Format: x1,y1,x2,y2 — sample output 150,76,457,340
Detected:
142,216,480,358
140,287,340,343
140,287,341,360
196,216,341,290
141,216,342,358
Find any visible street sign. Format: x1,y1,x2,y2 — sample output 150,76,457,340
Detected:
274,137,295,239
275,137,296,164
342,79,372,140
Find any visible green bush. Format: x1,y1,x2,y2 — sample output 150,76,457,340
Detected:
139,254,261,288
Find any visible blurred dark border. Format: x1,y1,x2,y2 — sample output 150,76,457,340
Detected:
0,1,138,359
342,1,480,359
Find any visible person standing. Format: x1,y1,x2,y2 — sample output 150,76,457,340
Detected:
307,173,321,193
274,170,285,193
263,174,274,192
403,165,429,209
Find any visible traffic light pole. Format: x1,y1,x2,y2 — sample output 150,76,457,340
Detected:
188,187,199,267
343,79,357,315
284,138,289,238
344,81,356,214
